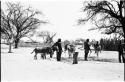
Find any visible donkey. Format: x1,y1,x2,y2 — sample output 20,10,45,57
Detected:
64,44,75,59
31,45,58,60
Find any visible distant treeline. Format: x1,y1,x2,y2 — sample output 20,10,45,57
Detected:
2,38,124,51
100,38,124,51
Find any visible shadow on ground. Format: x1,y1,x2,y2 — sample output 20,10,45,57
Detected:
87,56,118,63
52,56,118,64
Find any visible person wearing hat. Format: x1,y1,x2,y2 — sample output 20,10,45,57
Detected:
54,38,62,61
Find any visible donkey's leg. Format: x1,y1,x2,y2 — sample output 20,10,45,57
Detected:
41,54,43,59
68,51,70,58
50,53,53,58
69,52,72,59
99,48,101,53
95,49,96,54
41,53,46,59
44,53,46,59
34,53,37,60
41,54,44,59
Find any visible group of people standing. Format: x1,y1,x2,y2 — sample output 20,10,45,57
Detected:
83,39,101,61
53,38,125,63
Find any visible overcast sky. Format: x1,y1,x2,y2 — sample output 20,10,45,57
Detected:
2,0,110,41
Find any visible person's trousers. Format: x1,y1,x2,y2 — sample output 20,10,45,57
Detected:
119,52,125,63
73,52,78,64
57,51,62,61
84,50,89,60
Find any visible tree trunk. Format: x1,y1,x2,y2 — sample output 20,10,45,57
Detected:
122,24,125,48
8,42,12,53
14,38,20,48
122,23,125,63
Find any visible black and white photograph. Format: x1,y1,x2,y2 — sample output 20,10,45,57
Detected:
1,0,125,81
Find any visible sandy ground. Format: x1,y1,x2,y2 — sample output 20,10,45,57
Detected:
1,44,124,81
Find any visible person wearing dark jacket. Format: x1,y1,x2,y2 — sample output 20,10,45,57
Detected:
84,39,91,61
118,41,125,63
54,39,62,61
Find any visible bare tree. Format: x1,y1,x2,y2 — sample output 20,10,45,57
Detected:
1,9,14,53
37,31,56,44
1,2,47,49
23,31,37,43
78,0,125,39
45,32,56,44
37,31,48,43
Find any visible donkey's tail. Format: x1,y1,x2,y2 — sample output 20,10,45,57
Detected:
31,48,36,54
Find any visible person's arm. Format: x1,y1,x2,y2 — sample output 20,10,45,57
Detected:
78,43,85,50
78,45,84,50
53,42,57,47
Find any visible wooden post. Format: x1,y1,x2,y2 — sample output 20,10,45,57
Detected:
73,52,78,64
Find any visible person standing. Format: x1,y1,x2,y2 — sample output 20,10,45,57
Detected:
54,39,62,61
94,41,100,58
72,45,80,64
118,41,125,63
84,39,91,61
